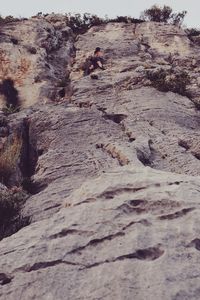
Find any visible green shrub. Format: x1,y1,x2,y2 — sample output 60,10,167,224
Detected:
141,5,187,25
141,5,172,23
65,13,105,34
146,68,190,96
64,13,144,33
0,188,29,240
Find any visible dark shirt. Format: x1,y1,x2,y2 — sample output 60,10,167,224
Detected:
91,56,104,69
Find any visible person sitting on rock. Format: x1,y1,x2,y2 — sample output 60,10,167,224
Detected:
83,47,105,76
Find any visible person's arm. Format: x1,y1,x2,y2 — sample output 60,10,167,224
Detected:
97,60,103,68
97,58,105,70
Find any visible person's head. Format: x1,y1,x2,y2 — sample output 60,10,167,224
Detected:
94,47,103,57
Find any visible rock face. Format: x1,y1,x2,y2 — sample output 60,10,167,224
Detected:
0,19,200,300
1,166,200,300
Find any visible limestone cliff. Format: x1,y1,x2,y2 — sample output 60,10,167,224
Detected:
0,15,200,300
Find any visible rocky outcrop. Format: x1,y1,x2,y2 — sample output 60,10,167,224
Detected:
0,17,74,108
0,19,200,300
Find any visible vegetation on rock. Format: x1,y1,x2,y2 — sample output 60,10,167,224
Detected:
186,28,200,45
34,12,144,34
0,15,26,25
65,13,104,34
0,188,29,240
108,16,144,24
146,68,190,96
141,5,187,25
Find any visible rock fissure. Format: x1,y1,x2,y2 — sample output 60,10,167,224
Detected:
67,231,126,255
158,207,195,220
49,228,95,240
82,245,165,270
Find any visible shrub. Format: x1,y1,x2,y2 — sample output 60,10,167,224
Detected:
187,28,200,44
171,11,187,26
187,28,200,38
0,15,22,25
141,5,172,23
146,68,190,96
0,135,22,185
65,13,105,34
65,13,145,33
0,188,29,240
109,16,144,24
141,5,187,26
2,104,20,116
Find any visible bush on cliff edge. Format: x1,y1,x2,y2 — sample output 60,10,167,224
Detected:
141,5,187,26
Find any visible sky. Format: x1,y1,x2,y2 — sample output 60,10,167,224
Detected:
0,0,199,28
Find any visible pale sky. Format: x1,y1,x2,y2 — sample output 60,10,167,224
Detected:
0,0,199,28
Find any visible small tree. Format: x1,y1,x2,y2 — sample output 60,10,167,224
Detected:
141,5,172,22
141,5,187,26
65,13,104,34
171,11,187,26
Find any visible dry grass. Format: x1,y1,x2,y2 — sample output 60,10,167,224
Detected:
0,135,22,185
0,134,29,240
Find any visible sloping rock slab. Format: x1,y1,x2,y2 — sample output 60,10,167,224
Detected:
0,166,200,299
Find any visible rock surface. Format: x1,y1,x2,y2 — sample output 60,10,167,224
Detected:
1,167,200,300
0,19,200,300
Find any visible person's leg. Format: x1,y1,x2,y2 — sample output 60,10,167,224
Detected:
86,65,94,75
89,65,94,71
84,65,92,76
